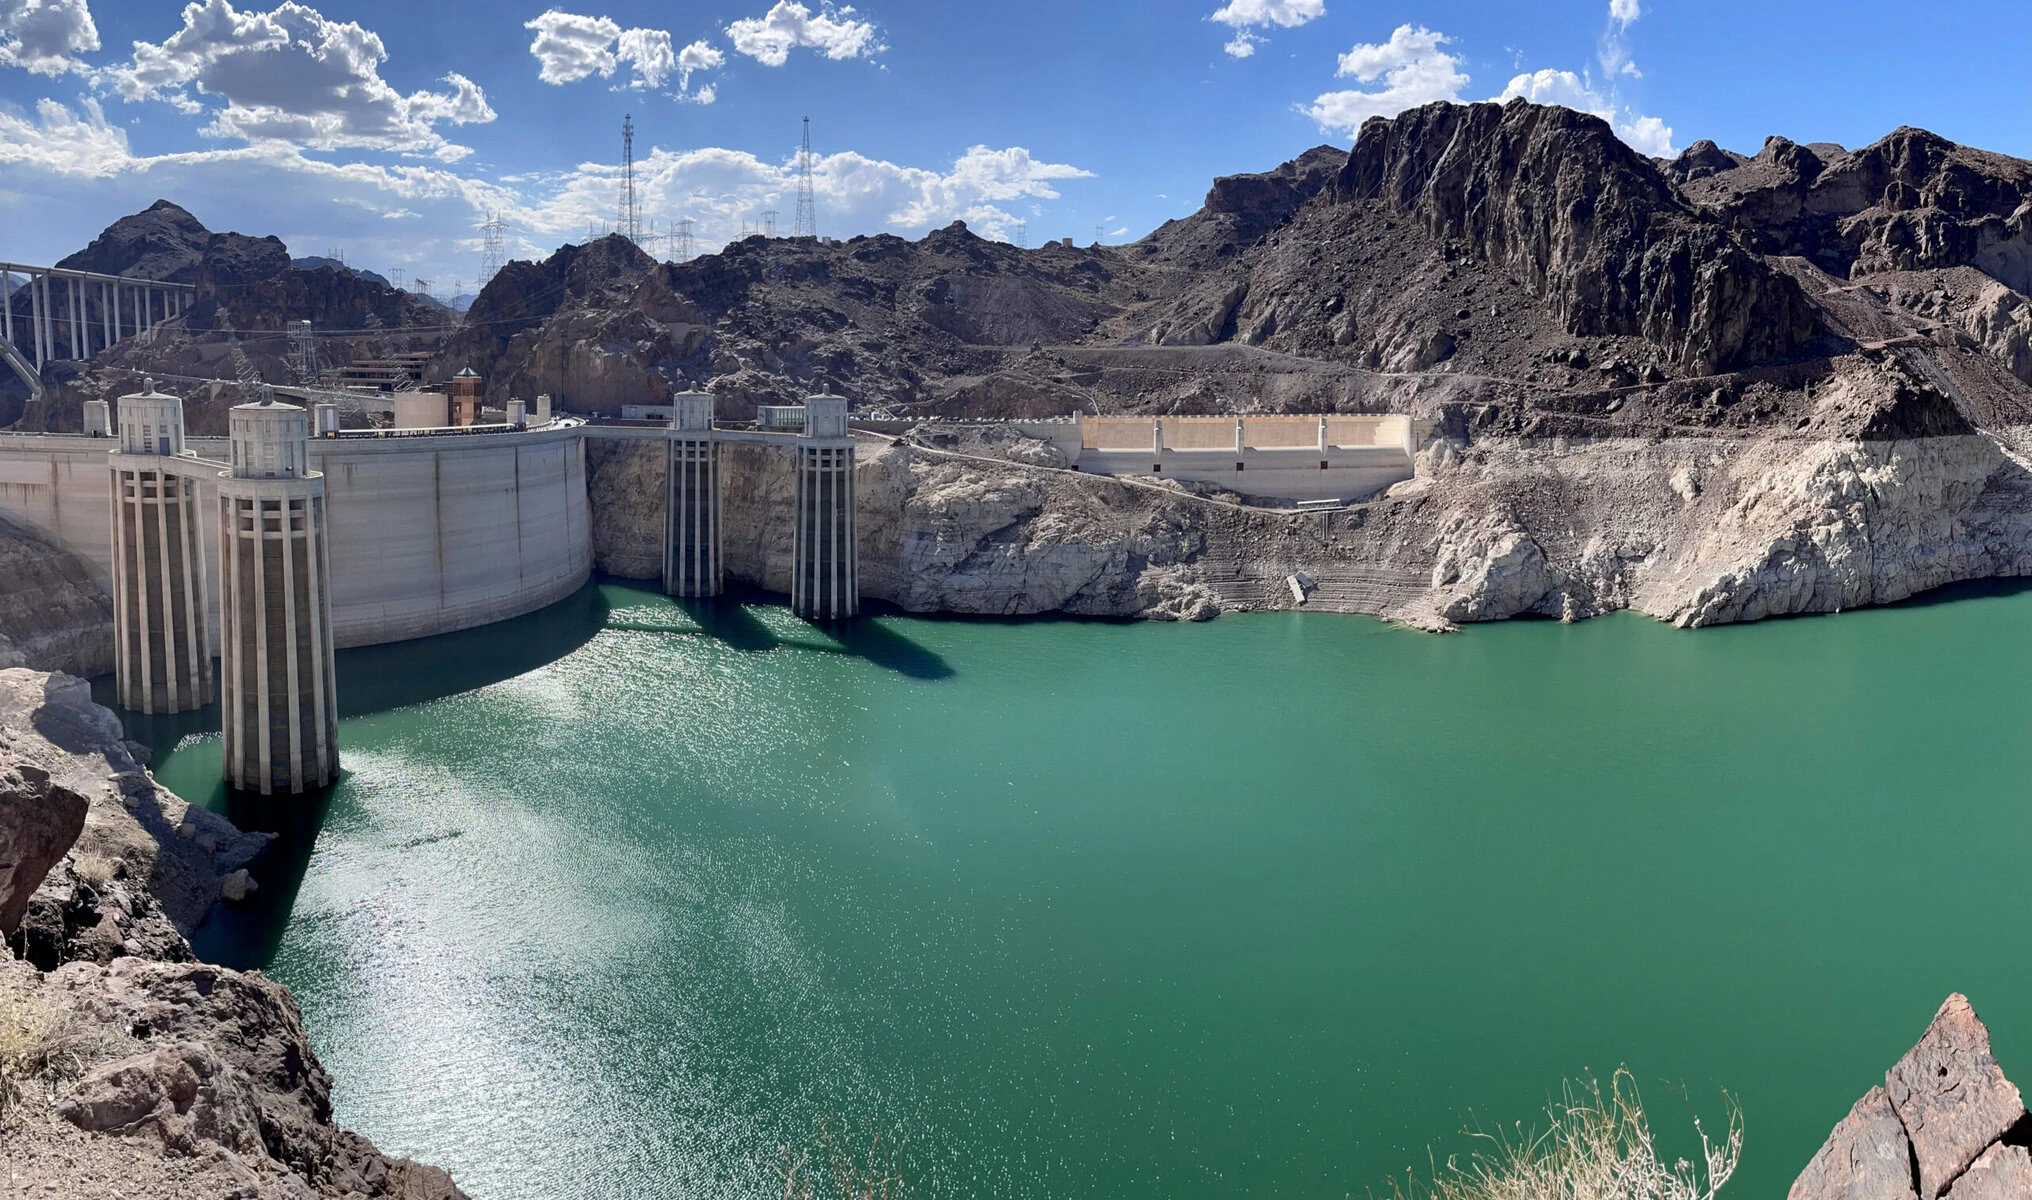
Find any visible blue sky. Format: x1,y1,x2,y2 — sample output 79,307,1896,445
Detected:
2,0,2024,294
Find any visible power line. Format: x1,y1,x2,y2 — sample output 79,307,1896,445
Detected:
793,116,818,238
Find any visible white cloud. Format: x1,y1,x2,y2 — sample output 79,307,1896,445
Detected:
615,28,673,87
0,0,98,75
1599,0,1641,78
106,0,495,162
1210,0,1324,29
1302,25,1469,133
727,2,881,67
524,10,621,84
0,94,130,175
1210,0,1321,57
524,10,710,96
1496,68,1675,156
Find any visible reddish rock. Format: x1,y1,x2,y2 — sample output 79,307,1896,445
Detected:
1886,994,2027,1198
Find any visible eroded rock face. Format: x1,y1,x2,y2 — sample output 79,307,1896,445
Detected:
1791,994,2028,1200
0,759,87,934
0,512,115,677
1336,99,1822,373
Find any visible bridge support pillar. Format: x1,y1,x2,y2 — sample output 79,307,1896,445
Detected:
663,391,721,599
218,396,338,795
109,381,212,715
790,390,857,621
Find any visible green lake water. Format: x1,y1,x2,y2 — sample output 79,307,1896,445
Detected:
129,580,2032,1199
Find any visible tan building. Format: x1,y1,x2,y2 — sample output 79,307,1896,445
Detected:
447,366,483,427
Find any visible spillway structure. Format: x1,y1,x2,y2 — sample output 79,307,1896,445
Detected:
790,387,858,620
217,396,339,795
663,390,721,598
106,380,212,714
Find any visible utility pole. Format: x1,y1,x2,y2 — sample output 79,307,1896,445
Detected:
793,116,818,238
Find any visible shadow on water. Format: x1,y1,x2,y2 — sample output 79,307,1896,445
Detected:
189,785,339,969
650,586,955,680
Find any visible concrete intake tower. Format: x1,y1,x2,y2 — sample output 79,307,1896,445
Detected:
107,381,212,714
791,389,857,620
663,391,721,598
218,396,339,795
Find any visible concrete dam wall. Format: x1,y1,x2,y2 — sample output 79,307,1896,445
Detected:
0,427,592,649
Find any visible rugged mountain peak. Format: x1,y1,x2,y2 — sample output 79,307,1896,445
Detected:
1335,98,1821,372
56,200,213,283
1667,139,1747,184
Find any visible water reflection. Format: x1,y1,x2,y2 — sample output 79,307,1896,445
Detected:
99,579,954,966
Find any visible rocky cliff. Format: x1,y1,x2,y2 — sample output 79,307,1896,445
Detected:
0,667,467,1198
1791,994,2031,1200
0,513,114,678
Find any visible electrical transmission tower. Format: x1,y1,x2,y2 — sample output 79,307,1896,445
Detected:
761,210,779,237
620,114,642,245
793,116,818,238
676,218,695,262
391,267,405,291
415,278,433,303
479,210,507,287
1095,225,1105,246
1014,220,1027,248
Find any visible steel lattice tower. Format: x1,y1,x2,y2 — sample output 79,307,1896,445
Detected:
793,116,817,238
479,210,507,287
676,218,695,261
620,115,642,244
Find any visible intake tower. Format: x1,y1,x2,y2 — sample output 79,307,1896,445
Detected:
218,396,339,795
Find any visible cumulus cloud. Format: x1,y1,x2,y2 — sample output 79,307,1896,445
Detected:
524,10,621,83
1210,0,1323,58
106,0,495,161
524,10,709,96
1496,68,1674,155
1302,25,1469,133
727,2,881,67
0,0,98,75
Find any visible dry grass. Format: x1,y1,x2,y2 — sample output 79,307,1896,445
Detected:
771,1121,910,1200
1380,1069,1742,1200
0,984,98,1123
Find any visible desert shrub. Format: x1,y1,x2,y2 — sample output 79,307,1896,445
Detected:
1381,1068,1741,1200
0,985,97,1122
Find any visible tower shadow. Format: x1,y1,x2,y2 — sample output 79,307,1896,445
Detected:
670,591,954,680
186,781,340,970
